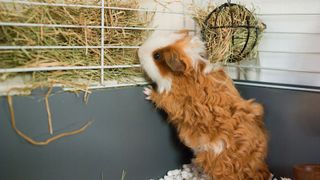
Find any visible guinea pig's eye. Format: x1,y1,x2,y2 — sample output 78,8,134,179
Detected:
153,52,161,60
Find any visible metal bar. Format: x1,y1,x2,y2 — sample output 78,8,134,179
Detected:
2,46,319,55
259,50,320,55
0,22,100,28
182,0,186,28
104,26,194,31
0,0,101,8
224,64,320,74
0,45,140,50
192,0,198,35
0,65,141,73
88,82,149,89
105,45,140,49
210,25,258,29
0,45,101,50
2,63,319,74
0,22,316,34
103,6,187,15
264,31,320,35
4,1,318,16
63,81,149,91
234,81,320,93
0,22,194,31
64,80,320,93
0,0,187,14
0,66,101,73
108,64,141,68
100,0,105,84
257,13,320,16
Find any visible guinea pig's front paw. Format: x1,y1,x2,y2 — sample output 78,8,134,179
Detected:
143,86,153,100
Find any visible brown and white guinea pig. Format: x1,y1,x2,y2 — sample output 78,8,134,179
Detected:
138,30,270,180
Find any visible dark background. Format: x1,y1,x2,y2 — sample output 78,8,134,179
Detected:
0,85,319,179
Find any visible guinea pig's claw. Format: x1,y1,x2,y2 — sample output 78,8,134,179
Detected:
143,86,152,100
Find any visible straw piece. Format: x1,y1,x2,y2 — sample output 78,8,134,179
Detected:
44,86,53,135
7,95,93,146
121,170,126,180
6,79,90,103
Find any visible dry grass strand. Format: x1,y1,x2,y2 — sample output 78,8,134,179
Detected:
7,95,93,146
44,86,53,135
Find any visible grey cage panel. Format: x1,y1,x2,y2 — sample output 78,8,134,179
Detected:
0,87,193,180
0,86,319,179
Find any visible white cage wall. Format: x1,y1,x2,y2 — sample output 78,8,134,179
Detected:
0,0,319,92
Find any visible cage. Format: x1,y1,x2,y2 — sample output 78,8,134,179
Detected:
0,0,319,179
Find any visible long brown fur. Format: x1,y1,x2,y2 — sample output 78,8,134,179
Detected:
146,33,270,180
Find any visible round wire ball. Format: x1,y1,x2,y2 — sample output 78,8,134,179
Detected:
201,2,266,63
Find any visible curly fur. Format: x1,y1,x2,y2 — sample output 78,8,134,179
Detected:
139,31,270,179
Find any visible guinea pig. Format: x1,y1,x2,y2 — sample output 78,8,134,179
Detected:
138,30,270,180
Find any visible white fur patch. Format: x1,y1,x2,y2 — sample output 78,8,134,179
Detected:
138,31,183,93
194,139,225,155
157,78,172,93
183,36,208,68
203,63,215,74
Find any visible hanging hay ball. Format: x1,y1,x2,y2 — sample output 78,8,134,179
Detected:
199,1,266,63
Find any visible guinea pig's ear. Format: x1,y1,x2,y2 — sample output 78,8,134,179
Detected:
163,48,186,72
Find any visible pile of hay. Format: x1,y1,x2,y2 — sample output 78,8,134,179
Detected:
192,3,265,63
0,0,154,89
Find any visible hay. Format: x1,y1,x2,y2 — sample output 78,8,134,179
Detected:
5,79,90,94
0,0,153,89
192,3,265,63
44,87,53,135
4,80,93,145
7,95,93,146
121,170,126,180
